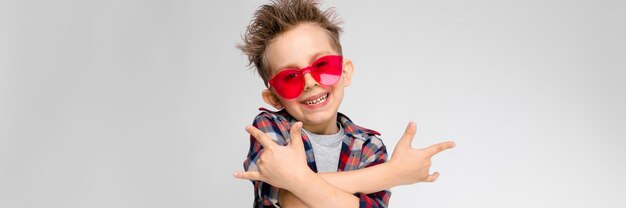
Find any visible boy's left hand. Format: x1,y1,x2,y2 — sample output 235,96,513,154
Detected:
233,122,313,191
389,121,456,185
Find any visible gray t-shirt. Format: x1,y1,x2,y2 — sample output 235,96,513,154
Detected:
303,124,346,173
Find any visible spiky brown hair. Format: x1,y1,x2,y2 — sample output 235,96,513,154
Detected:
238,0,343,87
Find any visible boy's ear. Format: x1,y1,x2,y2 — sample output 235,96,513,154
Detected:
262,89,284,110
342,58,354,87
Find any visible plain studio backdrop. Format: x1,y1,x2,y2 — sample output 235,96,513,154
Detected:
1,0,625,207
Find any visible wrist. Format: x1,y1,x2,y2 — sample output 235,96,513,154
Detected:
384,160,403,187
287,167,317,192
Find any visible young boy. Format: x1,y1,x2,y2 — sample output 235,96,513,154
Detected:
234,0,455,207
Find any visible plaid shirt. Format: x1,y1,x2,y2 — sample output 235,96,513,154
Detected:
243,108,391,208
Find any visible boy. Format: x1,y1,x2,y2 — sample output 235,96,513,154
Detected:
234,0,455,207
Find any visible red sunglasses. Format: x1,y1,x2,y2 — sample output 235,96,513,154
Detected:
268,55,343,99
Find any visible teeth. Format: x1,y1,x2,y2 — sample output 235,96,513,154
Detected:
305,94,328,105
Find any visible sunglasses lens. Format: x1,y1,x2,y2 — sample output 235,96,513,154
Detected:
271,70,304,99
312,56,342,85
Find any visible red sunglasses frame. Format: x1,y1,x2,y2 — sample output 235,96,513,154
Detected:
268,55,343,99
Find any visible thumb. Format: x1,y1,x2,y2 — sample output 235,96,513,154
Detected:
396,121,417,150
233,171,263,181
289,122,304,149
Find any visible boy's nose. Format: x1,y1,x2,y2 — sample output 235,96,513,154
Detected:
302,72,320,91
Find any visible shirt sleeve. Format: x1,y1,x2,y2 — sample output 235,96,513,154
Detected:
242,113,288,208
355,137,391,208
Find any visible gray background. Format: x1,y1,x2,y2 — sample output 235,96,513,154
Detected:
1,0,625,207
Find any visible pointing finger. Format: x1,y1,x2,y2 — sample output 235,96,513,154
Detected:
424,141,456,157
233,171,263,181
246,125,276,149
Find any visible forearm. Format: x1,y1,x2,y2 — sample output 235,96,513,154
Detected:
317,162,398,194
281,164,395,207
279,189,309,208
288,171,359,208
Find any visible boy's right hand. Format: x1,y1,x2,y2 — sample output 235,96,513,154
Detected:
234,122,313,191
388,122,456,186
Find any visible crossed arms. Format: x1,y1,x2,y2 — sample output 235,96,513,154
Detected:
235,121,455,207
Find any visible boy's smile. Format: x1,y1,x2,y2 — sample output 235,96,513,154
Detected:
300,92,329,109
262,23,354,135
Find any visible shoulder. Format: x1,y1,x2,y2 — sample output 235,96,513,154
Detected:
337,112,387,148
251,108,293,144
253,108,292,125
363,134,386,149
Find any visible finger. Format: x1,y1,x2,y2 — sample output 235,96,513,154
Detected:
289,122,304,148
424,172,440,182
424,141,456,156
233,171,263,181
396,121,417,150
246,125,276,148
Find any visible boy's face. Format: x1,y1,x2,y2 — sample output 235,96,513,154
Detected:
262,23,354,134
